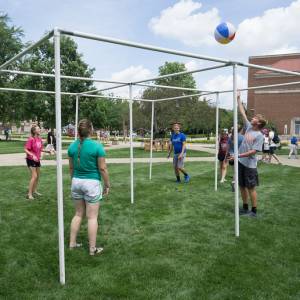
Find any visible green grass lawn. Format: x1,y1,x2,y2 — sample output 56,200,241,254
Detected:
0,140,27,154
1,162,300,299
0,140,72,154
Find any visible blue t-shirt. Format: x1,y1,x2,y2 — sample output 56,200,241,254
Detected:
171,132,186,154
291,136,298,145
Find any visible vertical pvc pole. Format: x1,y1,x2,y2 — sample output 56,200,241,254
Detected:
149,101,154,180
129,84,134,204
233,64,239,237
54,28,65,284
75,95,79,140
214,93,219,191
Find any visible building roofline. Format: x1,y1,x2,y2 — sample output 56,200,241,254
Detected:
249,53,300,60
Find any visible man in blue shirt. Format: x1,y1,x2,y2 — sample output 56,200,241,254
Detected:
167,122,190,183
288,136,298,159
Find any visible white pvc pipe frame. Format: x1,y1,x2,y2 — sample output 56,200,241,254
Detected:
1,28,300,285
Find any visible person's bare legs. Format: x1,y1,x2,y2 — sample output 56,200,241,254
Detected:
86,202,100,253
174,165,181,182
28,167,37,198
248,187,257,209
33,167,40,193
271,154,281,164
240,187,249,205
220,160,227,182
69,200,85,247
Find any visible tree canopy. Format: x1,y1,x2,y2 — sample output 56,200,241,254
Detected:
0,14,233,135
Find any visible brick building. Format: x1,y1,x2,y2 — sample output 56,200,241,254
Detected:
247,53,300,135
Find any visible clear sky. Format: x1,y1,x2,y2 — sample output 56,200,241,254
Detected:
1,0,298,107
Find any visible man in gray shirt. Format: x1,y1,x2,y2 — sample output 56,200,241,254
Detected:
237,92,265,217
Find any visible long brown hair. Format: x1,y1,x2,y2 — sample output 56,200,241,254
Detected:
77,119,93,166
30,125,39,137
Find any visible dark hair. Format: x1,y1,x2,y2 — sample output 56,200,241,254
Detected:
77,119,93,166
31,125,39,137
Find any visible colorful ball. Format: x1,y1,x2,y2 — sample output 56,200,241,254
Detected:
214,22,236,44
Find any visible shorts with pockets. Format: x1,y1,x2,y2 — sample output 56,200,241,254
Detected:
71,178,103,204
238,162,259,188
173,153,186,169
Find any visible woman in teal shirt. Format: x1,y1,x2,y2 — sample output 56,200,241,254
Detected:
68,119,110,255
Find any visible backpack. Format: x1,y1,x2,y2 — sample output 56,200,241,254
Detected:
272,134,280,144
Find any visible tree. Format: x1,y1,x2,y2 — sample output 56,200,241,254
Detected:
0,14,24,124
15,36,95,128
141,62,198,133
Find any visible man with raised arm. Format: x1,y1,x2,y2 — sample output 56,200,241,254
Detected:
236,92,265,217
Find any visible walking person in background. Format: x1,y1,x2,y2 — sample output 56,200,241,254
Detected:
4,127,9,141
218,129,229,183
288,135,298,159
68,119,110,256
261,130,270,163
269,128,281,164
45,128,56,155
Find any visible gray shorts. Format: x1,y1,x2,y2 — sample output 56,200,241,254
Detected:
173,153,186,169
71,178,103,204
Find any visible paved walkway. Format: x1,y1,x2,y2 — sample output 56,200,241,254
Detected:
0,143,299,168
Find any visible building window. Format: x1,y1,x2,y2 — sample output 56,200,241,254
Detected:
295,121,300,135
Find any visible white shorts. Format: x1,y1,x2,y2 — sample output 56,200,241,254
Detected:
71,178,103,204
45,144,55,153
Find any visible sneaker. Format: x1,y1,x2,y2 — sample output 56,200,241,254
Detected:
245,211,257,218
89,247,104,256
176,179,181,183
239,208,249,215
34,191,42,196
184,175,190,183
26,194,34,200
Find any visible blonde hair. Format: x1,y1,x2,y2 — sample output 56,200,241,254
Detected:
77,119,93,166
255,114,267,129
30,125,39,137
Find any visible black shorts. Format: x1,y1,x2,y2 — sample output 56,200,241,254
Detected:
269,147,276,154
218,153,227,162
238,162,259,188
26,158,41,168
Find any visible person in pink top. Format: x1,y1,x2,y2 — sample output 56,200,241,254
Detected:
24,125,46,200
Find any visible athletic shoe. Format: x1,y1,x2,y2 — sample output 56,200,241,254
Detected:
90,247,104,256
34,191,42,196
184,175,190,183
176,179,181,183
245,211,257,218
239,208,249,215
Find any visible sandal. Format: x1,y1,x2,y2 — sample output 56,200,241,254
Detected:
69,243,83,250
89,247,104,256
